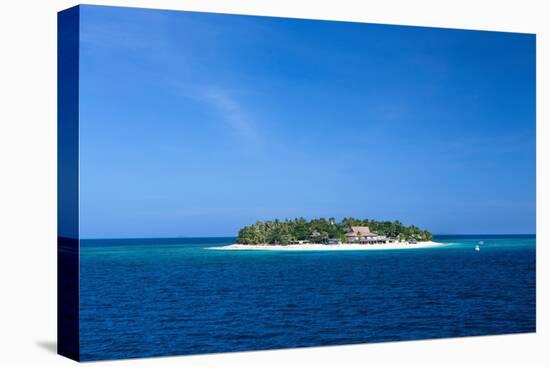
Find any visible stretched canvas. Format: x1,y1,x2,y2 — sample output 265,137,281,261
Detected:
58,4,536,361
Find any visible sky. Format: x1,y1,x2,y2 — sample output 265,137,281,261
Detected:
78,5,536,238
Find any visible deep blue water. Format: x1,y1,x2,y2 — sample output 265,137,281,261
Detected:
79,235,536,361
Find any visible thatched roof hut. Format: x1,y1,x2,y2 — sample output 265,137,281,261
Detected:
346,226,377,240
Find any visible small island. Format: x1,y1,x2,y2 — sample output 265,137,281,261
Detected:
212,217,442,251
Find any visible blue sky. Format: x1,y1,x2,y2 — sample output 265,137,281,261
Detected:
78,5,536,238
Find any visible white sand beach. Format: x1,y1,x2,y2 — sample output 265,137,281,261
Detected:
209,241,445,251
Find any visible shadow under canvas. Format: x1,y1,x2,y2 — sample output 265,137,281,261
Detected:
36,340,57,354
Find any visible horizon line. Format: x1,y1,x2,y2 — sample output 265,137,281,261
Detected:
73,233,537,241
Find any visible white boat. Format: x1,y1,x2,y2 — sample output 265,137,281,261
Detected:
475,245,480,251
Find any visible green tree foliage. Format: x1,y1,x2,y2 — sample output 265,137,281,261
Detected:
236,217,432,244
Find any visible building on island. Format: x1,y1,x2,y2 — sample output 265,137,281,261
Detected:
300,227,396,245
289,240,311,245
345,226,394,244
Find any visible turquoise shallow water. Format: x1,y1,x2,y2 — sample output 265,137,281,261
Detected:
79,235,535,361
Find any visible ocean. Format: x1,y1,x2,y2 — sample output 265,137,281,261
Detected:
79,235,536,361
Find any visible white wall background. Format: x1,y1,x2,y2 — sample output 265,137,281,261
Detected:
0,1,547,366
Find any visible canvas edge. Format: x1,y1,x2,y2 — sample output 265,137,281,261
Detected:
57,5,81,362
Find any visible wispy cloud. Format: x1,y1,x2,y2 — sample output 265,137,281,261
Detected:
200,87,259,142
81,8,263,148
171,82,262,147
